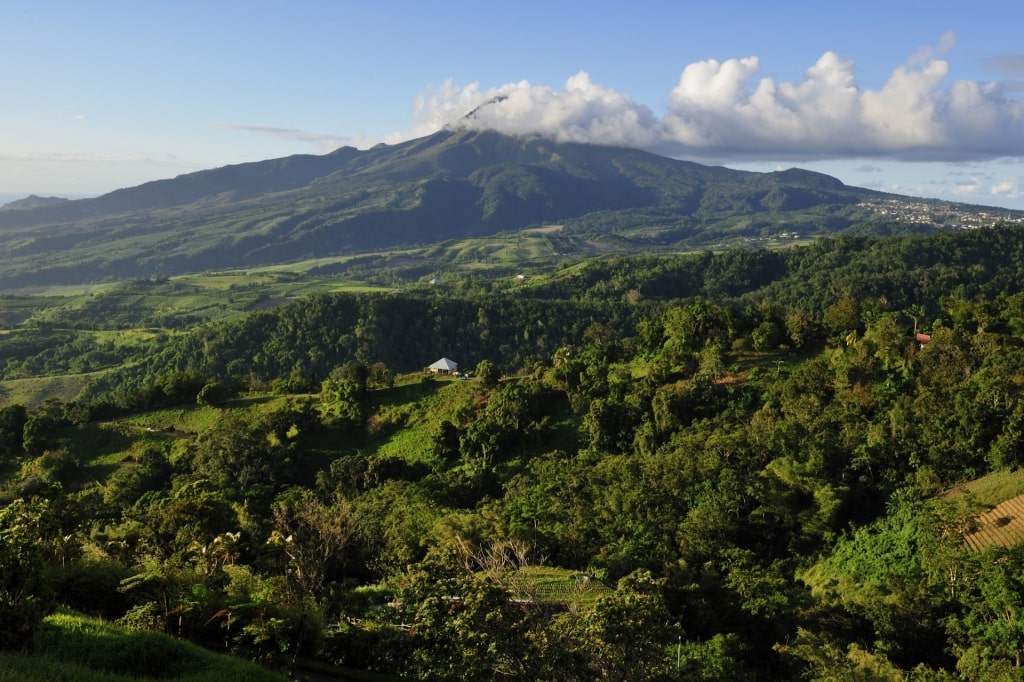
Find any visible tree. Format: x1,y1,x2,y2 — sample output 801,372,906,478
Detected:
320,376,368,430
156,370,208,406
22,415,56,458
948,545,1024,675
104,446,172,511
662,299,729,362
125,481,237,562
751,320,781,351
475,359,500,388
584,398,639,454
268,487,354,673
0,497,64,649
824,295,863,341
695,341,726,384
581,570,678,681
189,411,299,507
785,308,816,350
21,447,80,488
196,380,230,406
0,404,27,460
430,420,461,469
269,487,353,599
369,361,395,389
400,545,537,681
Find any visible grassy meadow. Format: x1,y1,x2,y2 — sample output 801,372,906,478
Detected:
0,611,286,682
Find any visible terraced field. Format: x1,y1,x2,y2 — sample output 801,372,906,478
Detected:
964,493,1024,551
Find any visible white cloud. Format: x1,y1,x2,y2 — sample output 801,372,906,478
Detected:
907,30,956,68
408,73,661,151
991,179,1020,197
953,177,983,195
397,34,1024,163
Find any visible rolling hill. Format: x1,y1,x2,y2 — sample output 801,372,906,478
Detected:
1,127,1018,289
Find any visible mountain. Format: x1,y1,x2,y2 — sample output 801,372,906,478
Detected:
0,128,1016,289
0,194,72,211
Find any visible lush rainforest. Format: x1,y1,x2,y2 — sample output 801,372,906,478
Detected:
7,226,1024,680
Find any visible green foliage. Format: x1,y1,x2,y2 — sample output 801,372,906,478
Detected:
3,128,983,290
11,225,1024,679
0,405,27,459
30,610,285,680
948,545,1024,676
474,359,499,387
320,375,368,429
0,496,62,649
103,447,172,511
196,381,231,406
399,545,538,681
582,570,679,681
188,407,311,508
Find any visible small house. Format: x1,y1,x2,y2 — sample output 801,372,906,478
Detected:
426,357,459,375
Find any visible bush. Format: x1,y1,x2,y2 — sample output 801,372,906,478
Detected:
197,381,230,406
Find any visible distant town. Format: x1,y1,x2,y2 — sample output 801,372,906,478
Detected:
858,197,1024,229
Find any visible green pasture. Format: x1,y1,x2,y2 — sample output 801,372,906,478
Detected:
943,467,1024,507
0,232,595,331
112,396,292,434
0,610,287,682
371,377,479,464
0,374,92,406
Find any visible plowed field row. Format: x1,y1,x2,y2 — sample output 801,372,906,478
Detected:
964,494,1024,551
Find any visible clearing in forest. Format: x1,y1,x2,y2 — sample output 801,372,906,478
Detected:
963,493,1024,551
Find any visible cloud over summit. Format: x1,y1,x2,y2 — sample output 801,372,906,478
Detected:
411,37,1024,163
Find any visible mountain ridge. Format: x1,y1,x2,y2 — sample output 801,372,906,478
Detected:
0,129,860,227
0,128,1016,289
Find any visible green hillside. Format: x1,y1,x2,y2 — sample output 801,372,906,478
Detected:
4,128,1019,290
8,227,1024,678
0,610,286,681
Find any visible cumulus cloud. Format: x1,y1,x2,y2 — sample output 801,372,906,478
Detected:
991,179,1020,198
211,122,348,153
954,177,983,195
398,73,662,150
404,35,1024,163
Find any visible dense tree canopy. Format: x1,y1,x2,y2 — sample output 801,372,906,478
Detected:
9,227,1024,678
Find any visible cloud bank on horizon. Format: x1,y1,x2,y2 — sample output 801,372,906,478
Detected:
392,33,1023,165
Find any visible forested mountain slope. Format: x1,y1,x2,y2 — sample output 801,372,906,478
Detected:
56,225,1024,406
7,227,1024,679
3,128,1011,289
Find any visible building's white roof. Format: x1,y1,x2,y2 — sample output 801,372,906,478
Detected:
428,357,458,370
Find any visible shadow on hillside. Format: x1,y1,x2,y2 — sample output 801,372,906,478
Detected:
372,376,447,408
225,394,282,409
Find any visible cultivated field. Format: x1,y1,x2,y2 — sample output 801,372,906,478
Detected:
964,493,1024,551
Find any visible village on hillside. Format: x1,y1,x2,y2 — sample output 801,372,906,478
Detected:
859,197,1024,229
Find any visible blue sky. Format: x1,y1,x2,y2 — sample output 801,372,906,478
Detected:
2,0,1023,209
